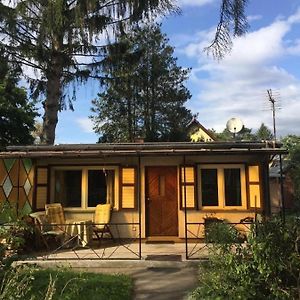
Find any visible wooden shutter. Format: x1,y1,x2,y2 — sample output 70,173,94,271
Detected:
180,166,197,209
248,165,261,209
120,167,136,209
34,167,49,210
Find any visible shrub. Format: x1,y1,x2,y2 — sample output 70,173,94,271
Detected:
190,217,300,300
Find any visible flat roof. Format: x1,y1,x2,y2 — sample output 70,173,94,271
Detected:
0,142,287,158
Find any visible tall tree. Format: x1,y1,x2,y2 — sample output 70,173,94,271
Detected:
0,0,175,145
205,0,249,59
255,123,273,141
0,50,37,149
91,23,192,142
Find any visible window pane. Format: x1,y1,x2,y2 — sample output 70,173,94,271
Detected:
201,169,218,206
88,170,115,207
55,170,82,207
224,169,241,206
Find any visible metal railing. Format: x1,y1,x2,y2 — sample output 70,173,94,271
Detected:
185,221,254,260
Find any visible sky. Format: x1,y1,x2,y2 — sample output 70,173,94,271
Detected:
51,0,300,144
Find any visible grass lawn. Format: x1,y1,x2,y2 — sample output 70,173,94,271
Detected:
24,268,133,300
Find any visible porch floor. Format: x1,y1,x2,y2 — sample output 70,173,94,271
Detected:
25,240,209,261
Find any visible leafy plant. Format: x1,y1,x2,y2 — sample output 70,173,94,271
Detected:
190,217,300,300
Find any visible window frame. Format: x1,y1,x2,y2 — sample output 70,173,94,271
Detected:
50,165,119,211
198,164,247,210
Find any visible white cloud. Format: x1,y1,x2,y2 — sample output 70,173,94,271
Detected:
76,118,94,133
247,15,262,22
181,8,300,136
176,0,215,7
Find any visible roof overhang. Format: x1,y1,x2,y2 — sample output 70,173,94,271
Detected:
0,142,288,159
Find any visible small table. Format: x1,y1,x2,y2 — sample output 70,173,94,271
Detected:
67,220,93,247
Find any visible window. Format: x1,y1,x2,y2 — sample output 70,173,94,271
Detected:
224,169,241,206
88,170,115,207
201,169,218,206
55,170,82,207
199,165,246,209
52,167,118,209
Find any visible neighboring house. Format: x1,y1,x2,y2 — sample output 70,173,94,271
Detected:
0,142,285,239
269,160,295,213
187,117,216,142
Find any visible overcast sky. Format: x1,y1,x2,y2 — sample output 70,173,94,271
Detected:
53,0,300,143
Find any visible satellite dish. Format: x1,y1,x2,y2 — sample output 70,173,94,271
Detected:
226,118,244,135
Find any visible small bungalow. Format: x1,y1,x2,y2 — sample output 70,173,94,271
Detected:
0,142,286,244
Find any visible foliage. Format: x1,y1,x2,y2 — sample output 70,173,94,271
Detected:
205,221,243,249
215,126,255,141
215,123,273,142
0,50,37,149
190,217,300,300
205,0,249,59
256,123,273,141
91,23,192,142
282,135,300,209
0,201,33,268
0,265,35,300
0,0,175,144
23,268,133,300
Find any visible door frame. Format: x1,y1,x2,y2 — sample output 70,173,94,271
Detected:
145,165,179,237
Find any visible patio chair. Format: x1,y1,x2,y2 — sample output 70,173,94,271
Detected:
29,211,65,250
92,204,114,245
45,203,66,233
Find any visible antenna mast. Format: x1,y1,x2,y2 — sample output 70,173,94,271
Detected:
267,89,277,142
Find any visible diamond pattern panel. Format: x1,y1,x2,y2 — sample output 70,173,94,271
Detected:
18,188,27,209
0,158,35,209
4,159,15,173
8,187,18,203
3,176,12,198
9,161,19,187
24,178,31,196
21,200,32,216
0,188,6,202
18,162,27,186
22,159,32,174
0,160,7,185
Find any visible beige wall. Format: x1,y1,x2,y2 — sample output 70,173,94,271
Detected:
35,154,266,239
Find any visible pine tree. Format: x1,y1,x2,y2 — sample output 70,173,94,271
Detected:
91,23,192,142
0,50,37,149
255,123,273,141
0,0,175,144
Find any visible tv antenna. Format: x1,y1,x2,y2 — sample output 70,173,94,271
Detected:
267,89,279,142
226,117,244,139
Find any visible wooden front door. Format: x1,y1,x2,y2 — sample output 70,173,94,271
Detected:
146,166,178,236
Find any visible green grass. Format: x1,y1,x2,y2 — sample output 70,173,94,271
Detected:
24,268,133,300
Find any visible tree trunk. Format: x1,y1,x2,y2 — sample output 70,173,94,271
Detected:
41,54,63,145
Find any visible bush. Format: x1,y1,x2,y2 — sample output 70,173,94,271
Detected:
190,217,300,300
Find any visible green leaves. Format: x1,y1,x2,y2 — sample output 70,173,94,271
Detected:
190,217,300,300
91,23,192,142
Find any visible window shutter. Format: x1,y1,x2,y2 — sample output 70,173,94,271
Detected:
120,167,136,209
248,165,261,209
180,166,197,209
35,167,49,210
